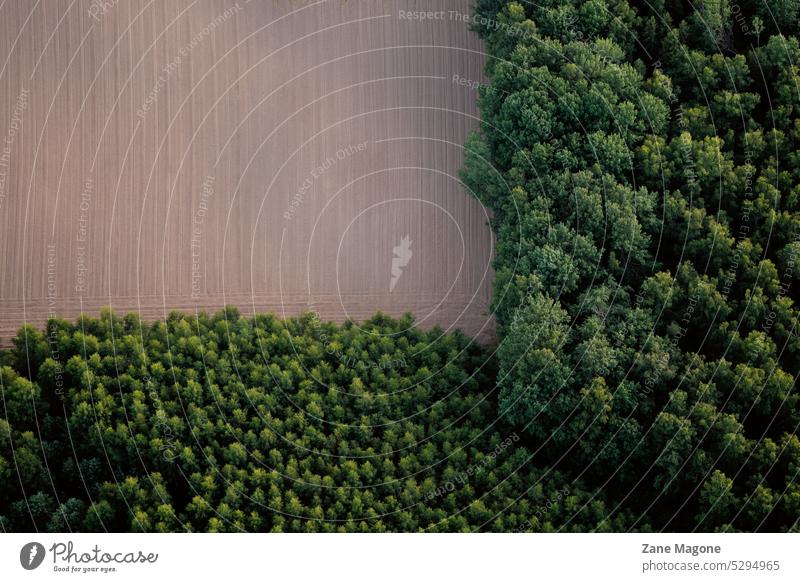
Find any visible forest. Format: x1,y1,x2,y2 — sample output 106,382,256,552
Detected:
2,0,800,532
0,310,622,532
462,0,800,530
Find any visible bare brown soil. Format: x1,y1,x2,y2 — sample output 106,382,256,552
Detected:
0,0,494,345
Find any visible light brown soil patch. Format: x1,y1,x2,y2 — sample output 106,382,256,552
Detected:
0,0,494,345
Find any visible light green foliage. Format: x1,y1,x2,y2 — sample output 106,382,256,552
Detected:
0,311,615,532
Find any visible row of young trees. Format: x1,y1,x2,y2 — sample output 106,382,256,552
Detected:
1,309,629,532
463,0,800,530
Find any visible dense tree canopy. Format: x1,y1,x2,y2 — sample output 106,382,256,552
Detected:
0,310,626,532
464,0,800,530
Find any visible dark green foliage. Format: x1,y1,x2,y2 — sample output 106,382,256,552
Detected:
463,0,800,531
